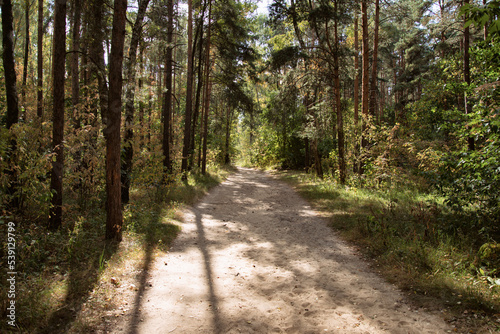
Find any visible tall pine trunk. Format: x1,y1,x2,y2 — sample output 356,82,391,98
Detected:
353,13,360,174
463,0,474,151
163,0,175,176
37,0,43,119
2,0,20,131
201,0,212,175
369,0,380,121
49,0,67,230
333,0,346,184
122,0,150,204
71,0,81,129
181,0,194,179
360,0,369,174
2,0,21,208
105,0,127,241
22,0,30,108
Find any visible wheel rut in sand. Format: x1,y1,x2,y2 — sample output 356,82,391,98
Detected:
112,167,452,334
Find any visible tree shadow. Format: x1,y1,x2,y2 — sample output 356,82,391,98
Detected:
37,232,119,334
159,168,452,333
125,204,180,334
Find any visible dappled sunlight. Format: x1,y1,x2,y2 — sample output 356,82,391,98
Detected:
112,168,451,334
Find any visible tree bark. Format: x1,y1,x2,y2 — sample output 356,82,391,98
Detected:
37,0,43,119
2,0,20,130
89,0,108,128
2,0,21,208
369,0,380,120
122,0,150,204
181,0,194,179
105,0,127,241
190,11,207,169
22,0,30,107
163,0,175,176
360,0,369,173
201,0,212,175
225,104,231,165
353,12,360,174
49,0,67,230
71,0,81,129
333,0,346,184
463,0,474,151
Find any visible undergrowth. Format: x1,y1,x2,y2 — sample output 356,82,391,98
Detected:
0,165,232,333
276,170,500,333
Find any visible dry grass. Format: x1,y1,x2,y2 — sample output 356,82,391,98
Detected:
275,169,500,334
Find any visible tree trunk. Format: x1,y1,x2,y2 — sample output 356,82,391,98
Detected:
190,12,206,169
49,0,67,230
163,0,175,176
353,12,360,174
37,0,43,119
369,0,380,120
2,0,21,208
89,0,108,128
360,0,369,174
463,0,474,151
22,0,30,108
122,0,150,204
483,0,488,40
333,0,346,184
225,105,232,165
201,0,212,175
71,0,81,129
2,0,20,130
105,0,127,241
71,0,82,191
181,0,194,179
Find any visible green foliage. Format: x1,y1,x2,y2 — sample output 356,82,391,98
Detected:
277,170,500,323
433,41,500,240
461,0,500,40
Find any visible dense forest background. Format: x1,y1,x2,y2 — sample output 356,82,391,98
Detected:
1,0,500,331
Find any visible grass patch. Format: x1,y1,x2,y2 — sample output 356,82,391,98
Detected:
275,170,500,333
0,165,233,333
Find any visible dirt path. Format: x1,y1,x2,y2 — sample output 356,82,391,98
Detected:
112,168,452,333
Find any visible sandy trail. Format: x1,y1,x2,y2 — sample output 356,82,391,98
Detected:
112,167,451,333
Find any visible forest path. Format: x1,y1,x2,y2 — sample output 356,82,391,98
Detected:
112,167,451,334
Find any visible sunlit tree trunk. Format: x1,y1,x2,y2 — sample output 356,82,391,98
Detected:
105,0,127,241
49,0,67,230
333,0,346,184
122,0,150,204
191,14,206,169
163,0,175,176
369,0,380,121
360,0,369,174
181,0,194,179
201,0,212,175
225,104,232,165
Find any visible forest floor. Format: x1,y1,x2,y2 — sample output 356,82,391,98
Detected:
105,167,455,333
